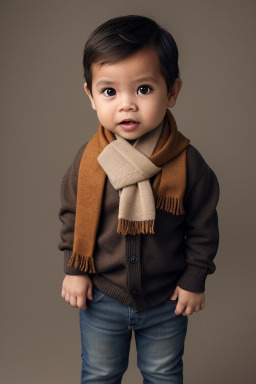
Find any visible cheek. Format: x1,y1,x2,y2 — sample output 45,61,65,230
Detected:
142,99,165,120
96,105,114,123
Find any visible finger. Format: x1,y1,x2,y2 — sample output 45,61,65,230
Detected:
77,295,87,310
175,303,186,316
183,306,194,316
170,287,178,300
65,292,70,303
69,295,78,308
87,285,93,300
194,305,201,313
61,289,66,298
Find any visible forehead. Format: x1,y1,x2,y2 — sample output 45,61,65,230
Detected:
91,46,163,86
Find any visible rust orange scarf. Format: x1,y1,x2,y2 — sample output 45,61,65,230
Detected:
67,109,190,273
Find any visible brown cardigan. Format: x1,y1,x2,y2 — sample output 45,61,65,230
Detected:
58,140,220,312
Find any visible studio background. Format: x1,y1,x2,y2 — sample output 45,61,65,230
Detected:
1,1,255,383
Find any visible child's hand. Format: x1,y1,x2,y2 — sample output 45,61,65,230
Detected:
61,275,93,310
169,286,205,316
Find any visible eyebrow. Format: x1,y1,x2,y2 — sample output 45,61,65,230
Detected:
95,76,158,88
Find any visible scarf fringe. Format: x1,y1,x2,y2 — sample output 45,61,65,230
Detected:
117,218,155,235
67,251,96,273
156,195,185,215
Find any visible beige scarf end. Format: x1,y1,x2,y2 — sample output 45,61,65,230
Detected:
156,196,185,215
117,218,155,235
67,252,96,273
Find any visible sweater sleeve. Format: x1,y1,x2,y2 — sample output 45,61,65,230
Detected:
177,163,220,292
57,142,90,275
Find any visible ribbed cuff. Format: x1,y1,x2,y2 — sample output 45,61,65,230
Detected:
64,250,90,275
177,265,208,292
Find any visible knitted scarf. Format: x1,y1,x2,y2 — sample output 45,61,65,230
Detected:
67,108,190,273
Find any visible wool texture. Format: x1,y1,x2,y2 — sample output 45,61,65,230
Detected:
67,108,190,273
97,118,164,235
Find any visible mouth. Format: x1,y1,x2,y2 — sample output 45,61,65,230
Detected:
119,119,139,124
119,119,140,131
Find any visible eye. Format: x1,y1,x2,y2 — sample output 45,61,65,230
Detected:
102,88,116,97
137,85,153,95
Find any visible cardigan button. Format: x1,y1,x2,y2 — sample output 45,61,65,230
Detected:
132,289,139,295
130,256,137,263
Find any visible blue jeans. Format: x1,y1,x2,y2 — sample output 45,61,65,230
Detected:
79,286,188,384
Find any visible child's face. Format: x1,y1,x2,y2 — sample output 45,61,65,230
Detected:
84,46,182,140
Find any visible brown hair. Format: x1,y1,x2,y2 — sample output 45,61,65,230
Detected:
82,15,180,96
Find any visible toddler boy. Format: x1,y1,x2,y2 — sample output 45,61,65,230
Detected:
58,15,220,384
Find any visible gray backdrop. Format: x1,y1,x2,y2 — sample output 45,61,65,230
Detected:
1,0,255,383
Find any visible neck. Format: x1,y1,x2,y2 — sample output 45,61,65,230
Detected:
126,138,137,145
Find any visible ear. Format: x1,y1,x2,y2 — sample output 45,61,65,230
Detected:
167,77,182,108
84,83,96,110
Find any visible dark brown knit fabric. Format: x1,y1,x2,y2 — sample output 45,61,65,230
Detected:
58,142,220,312
67,109,190,274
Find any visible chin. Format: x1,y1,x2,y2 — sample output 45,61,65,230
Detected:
122,133,140,140
115,130,136,138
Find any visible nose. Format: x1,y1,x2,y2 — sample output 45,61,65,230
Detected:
118,96,137,112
